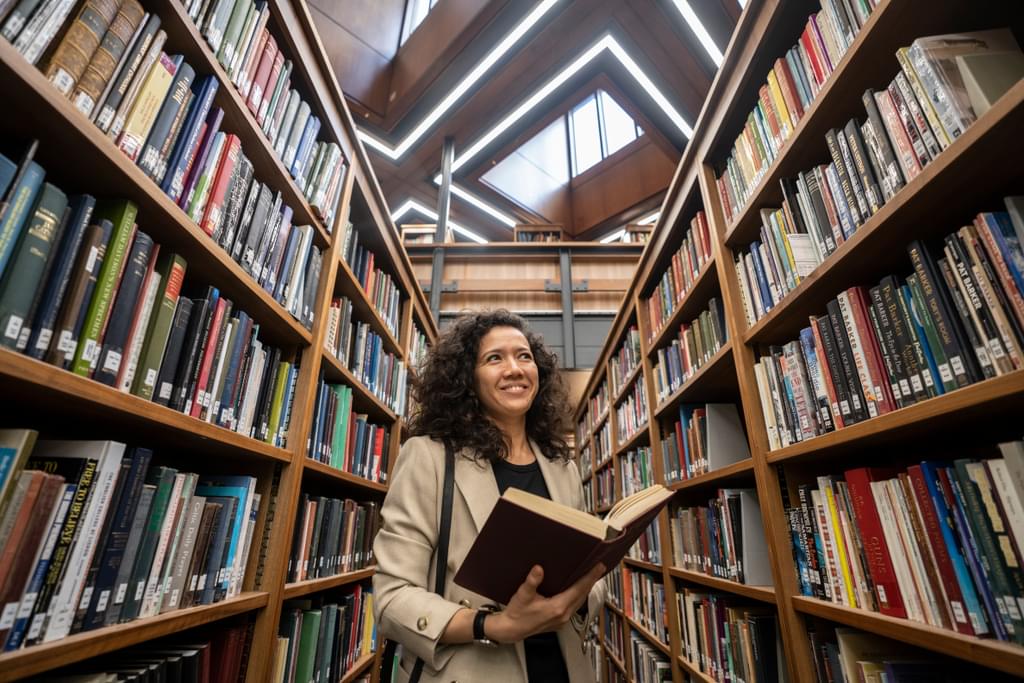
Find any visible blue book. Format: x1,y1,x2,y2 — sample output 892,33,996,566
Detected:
785,48,812,109
901,283,944,396
291,115,321,181
178,107,224,211
272,227,300,303
311,378,327,462
799,326,832,432
0,160,45,282
195,475,255,598
919,460,989,637
748,241,773,312
215,312,250,426
196,495,235,605
981,212,1024,298
0,154,17,198
163,76,220,201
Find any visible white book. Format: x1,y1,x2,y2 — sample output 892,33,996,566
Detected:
227,478,257,597
228,2,259,78
836,291,880,417
147,474,197,616
138,474,186,618
160,493,205,613
118,265,163,393
236,345,266,436
205,319,236,423
869,479,924,623
39,440,126,642
811,488,841,604
233,492,260,596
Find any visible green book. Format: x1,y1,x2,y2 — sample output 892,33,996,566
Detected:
330,385,350,469
131,252,187,398
0,160,45,283
216,0,251,69
118,465,177,622
293,608,322,683
906,274,956,394
0,182,68,348
187,132,225,221
70,200,137,377
264,360,289,444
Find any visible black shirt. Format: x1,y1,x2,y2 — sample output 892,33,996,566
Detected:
492,458,570,683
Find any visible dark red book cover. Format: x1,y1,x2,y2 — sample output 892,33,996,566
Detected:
848,286,897,414
246,35,278,117
199,134,241,237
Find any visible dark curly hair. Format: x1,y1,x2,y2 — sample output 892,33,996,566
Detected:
408,309,571,463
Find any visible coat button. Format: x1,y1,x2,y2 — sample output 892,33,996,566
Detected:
417,616,429,631
458,599,471,608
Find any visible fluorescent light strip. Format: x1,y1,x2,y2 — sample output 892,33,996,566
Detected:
599,229,626,243
638,210,660,225
670,0,723,66
391,199,490,243
450,185,517,226
359,0,562,160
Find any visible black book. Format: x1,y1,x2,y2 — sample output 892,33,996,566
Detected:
138,61,196,179
813,314,853,428
778,177,809,237
308,495,326,579
252,194,283,285
907,239,980,388
877,276,927,404
213,311,250,425
796,484,827,600
226,323,259,431
153,87,195,186
843,119,883,216
218,155,253,252
181,501,221,608
104,485,154,626
271,223,300,303
825,299,868,423
94,231,154,386
25,195,95,359
195,298,233,421
259,206,289,292
861,88,905,200
252,346,280,440
229,178,262,262
301,247,321,329
748,614,778,683
834,125,870,221
78,447,153,632
46,219,114,368
199,494,237,605
240,185,273,274
937,254,997,380
967,226,1024,354
95,15,163,133
868,285,913,409
153,297,194,406
799,170,837,255
824,128,863,228
170,287,217,412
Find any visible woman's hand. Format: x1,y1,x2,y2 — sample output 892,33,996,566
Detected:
486,563,605,643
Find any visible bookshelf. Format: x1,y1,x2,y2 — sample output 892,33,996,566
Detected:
575,0,1024,681
0,0,436,680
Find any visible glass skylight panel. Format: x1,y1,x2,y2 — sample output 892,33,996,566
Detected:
600,91,641,156
570,95,602,175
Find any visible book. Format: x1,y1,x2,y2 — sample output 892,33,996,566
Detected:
454,484,673,603
70,0,146,118
43,0,120,95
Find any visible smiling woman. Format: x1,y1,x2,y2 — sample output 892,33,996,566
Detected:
373,310,607,682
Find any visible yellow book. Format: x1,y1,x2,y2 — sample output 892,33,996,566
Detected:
766,69,793,137
361,592,375,656
116,51,176,162
822,478,858,607
895,47,950,149
774,209,800,284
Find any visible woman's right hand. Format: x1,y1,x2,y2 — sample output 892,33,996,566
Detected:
486,563,605,642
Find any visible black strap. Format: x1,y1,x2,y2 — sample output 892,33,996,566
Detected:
407,440,456,683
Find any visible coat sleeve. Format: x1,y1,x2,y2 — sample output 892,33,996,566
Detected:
372,437,462,670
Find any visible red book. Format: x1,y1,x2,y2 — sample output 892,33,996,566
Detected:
257,49,284,126
809,315,844,429
774,57,805,121
848,286,898,414
843,466,907,618
199,134,241,237
907,464,975,635
372,425,385,481
240,28,269,99
246,34,277,118
189,296,227,418
799,24,826,86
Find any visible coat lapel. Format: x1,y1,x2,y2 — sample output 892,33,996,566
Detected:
453,448,499,532
533,439,574,507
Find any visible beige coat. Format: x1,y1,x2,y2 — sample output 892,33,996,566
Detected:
373,436,606,683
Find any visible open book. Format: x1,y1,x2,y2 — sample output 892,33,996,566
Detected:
453,484,673,604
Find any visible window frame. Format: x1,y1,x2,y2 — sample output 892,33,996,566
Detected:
568,89,643,178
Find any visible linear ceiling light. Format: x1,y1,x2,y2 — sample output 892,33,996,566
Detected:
670,0,724,66
599,229,627,243
450,184,517,226
391,199,490,243
638,210,661,224
359,0,562,160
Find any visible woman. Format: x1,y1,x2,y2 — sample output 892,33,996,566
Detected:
373,309,607,683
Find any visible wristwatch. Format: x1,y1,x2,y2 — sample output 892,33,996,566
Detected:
473,609,499,647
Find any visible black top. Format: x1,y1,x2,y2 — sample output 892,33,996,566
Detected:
492,458,570,683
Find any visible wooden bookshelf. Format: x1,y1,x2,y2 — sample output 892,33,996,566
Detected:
573,0,1024,680
0,0,438,678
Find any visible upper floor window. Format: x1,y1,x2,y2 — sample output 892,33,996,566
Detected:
401,0,439,45
568,90,643,177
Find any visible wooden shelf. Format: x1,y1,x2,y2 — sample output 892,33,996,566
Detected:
0,40,315,350
0,348,292,463
666,459,755,492
606,601,624,617
668,567,776,604
340,651,377,683
150,0,332,246
282,568,376,599
605,647,627,675
624,557,664,573
653,343,736,419
646,258,720,354
303,458,389,493
766,370,1024,464
590,409,610,436
320,350,400,423
334,257,405,358
623,612,672,656
677,655,717,683
0,592,268,680
615,421,650,455
593,456,614,475
612,363,644,405
742,78,1024,346
792,597,1024,678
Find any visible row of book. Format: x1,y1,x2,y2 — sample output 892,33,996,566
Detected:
17,1,335,328
514,229,561,242
620,446,655,499
628,630,671,683
603,605,625,662
306,377,392,483
582,477,594,514
614,379,648,444
606,564,623,609
658,403,750,484
0,163,298,444
610,326,641,396
676,589,782,683
183,0,349,230
409,323,428,370
650,296,727,405
323,296,409,414
276,586,376,683
622,565,669,645
753,214,1024,450
626,519,662,566
38,624,252,682
733,32,1024,326
669,489,772,586
340,223,402,339
579,441,592,478
595,419,611,466
786,441,1024,645
596,466,613,510
590,378,609,426
644,210,713,340
0,430,260,649
287,495,379,584
715,0,871,221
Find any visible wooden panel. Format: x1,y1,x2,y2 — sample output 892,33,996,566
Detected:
309,5,392,115
307,0,403,59
571,138,677,233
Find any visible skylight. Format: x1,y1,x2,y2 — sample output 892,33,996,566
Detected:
569,90,644,176
401,0,440,46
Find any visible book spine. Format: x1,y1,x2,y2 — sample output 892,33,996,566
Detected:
70,0,145,118
43,0,119,95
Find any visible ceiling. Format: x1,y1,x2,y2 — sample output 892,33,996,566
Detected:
310,0,742,241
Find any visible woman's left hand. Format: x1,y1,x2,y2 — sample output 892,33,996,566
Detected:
486,563,605,642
